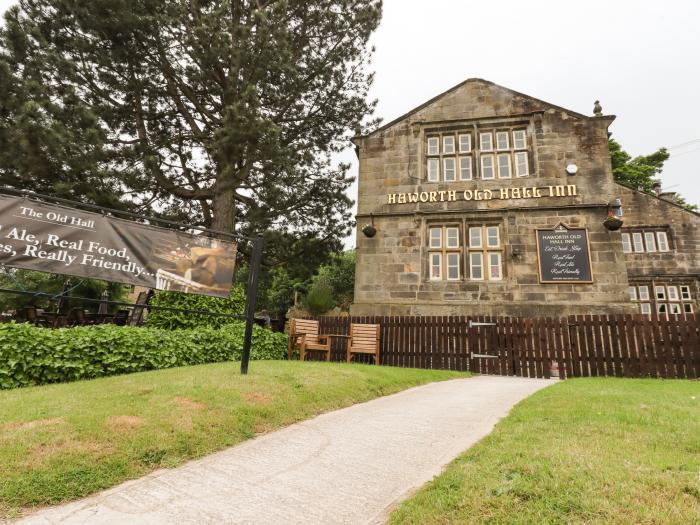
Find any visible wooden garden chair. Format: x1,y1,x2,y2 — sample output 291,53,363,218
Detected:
287,319,331,361
346,323,381,365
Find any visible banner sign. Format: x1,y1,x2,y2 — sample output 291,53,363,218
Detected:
536,224,593,283
0,194,237,297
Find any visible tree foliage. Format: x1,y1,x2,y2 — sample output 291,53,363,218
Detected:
0,269,127,313
0,0,381,266
609,139,697,211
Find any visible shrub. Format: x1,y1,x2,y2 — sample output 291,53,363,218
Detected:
145,286,246,329
0,321,287,389
303,278,335,315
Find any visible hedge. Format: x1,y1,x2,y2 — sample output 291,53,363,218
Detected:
0,322,287,389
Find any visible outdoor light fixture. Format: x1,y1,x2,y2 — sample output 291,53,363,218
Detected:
511,247,522,261
566,164,578,176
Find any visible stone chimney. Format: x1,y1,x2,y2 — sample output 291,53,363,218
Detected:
652,181,662,196
659,192,678,204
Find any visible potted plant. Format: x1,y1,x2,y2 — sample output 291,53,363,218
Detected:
361,223,377,237
603,212,623,231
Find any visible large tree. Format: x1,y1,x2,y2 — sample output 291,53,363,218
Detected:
609,139,697,211
0,0,380,258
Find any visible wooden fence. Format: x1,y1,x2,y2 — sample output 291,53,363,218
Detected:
307,314,700,379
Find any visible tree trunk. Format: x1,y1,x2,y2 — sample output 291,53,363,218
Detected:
211,189,235,232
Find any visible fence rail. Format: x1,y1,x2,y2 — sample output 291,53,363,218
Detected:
307,314,700,379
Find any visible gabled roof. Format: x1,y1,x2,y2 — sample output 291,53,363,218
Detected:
361,78,595,138
614,182,700,217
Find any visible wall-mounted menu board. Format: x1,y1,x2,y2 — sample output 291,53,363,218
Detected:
536,224,593,283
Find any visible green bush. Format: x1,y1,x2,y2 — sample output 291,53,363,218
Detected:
303,278,336,315
145,286,246,329
0,321,286,389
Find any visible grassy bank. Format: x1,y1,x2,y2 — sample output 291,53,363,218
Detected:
389,378,700,524
0,360,466,518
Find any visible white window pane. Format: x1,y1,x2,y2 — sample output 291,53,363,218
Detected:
632,233,644,253
427,137,439,155
446,227,459,248
489,253,502,280
644,232,656,252
429,227,441,248
655,286,665,300
447,253,460,280
459,157,472,180
656,231,669,252
497,154,511,178
496,131,509,150
668,286,679,301
481,155,495,179
430,253,442,280
621,233,631,253
443,158,456,181
680,286,691,300
640,303,651,315
469,227,482,248
628,286,637,301
480,132,493,151
470,252,483,280
459,134,471,153
512,130,526,149
515,152,529,177
443,135,455,154
669,303,682,315
486,226,499,247
684,303,693,314
427,159,439,182
638,286,649,300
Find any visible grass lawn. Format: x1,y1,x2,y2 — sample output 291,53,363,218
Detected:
389,378,700,525
0,360,466,518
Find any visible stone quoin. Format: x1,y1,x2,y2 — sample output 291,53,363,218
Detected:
350,79,700,317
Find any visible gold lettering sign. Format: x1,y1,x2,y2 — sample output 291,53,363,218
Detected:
386,185,577,205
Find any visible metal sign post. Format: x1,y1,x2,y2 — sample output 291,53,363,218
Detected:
240,236,263,375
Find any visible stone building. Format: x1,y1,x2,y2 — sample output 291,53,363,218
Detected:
351,79,699,317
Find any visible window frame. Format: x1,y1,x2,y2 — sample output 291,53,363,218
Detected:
470,252,484,280
496,131,510,151
512,129,527,150
514,151,529,177
638,286,650,301
459,156,472,181
488,252,502,280
667,286,679,301
632,232,644,253
680,286,691,301
640,303,652,316
446,252,460,281
443,135,455,155
655,286,666,300
458,134,472,153
497,153,512,179
628,286,637,301
481,154,495,180
427,136,439,156
429,252,442,281
443,157,456,182
656,231,670,252
427,158,440,182
644,231,657,252
621,233,632,253
479,132,493,152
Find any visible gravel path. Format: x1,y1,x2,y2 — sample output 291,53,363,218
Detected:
15,375,552,525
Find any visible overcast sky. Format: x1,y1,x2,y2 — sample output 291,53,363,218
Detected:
2,0,699,247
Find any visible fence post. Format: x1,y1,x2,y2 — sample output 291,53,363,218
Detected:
241,236,264,375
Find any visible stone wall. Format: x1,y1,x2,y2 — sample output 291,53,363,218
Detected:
352,79,642,317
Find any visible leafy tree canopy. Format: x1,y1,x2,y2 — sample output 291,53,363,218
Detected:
0,0,381,267
609,138,697,211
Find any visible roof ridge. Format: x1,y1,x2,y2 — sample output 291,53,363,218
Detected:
359,78,594,138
